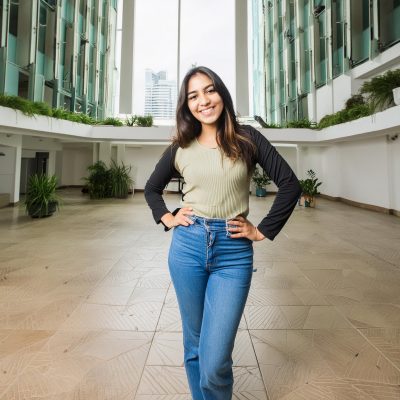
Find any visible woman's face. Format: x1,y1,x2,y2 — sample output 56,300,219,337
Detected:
187,73,224,128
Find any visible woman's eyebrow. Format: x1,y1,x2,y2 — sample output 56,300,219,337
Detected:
187,84,214,96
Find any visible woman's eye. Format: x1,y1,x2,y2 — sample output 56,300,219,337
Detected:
188,95,197,101
207,88,215,93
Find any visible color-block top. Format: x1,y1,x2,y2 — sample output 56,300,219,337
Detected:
144,125,301,241
174,138,250,219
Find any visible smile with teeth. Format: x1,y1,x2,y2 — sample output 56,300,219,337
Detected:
199,107,214,116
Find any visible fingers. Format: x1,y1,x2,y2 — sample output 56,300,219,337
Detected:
175,207,194,226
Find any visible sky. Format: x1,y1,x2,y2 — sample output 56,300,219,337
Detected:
116,0,235,116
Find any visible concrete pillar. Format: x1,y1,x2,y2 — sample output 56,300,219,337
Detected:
116,144,126,165
235,0,249,117
119,0,135,114
99,142,112,166
93,142,99,163
11,144,22,204
48,150,56,176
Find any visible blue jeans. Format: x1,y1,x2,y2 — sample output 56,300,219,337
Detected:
168,215,254,400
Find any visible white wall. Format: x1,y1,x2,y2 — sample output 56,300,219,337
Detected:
61,147,93,186
125,145,170,190
315,85,334,122
300,136,400,211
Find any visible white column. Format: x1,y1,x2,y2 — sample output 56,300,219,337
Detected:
48,150,56,177
11,144,22,204
99,142,112,166
92,142,99,163
116,144,126,165
119,0,135,114
235,0,249,117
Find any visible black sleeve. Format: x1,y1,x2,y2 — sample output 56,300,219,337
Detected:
144,144,180,230
248,126,302,241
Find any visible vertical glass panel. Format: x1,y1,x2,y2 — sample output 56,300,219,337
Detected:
79,0,87,35
288,0,296,103
76,42,85,96
302,0,311,93
351,0,370,65
252,0,265,119
0,0,3,47
98,52,105,103
266,2,275,119
332,0,344,77
315,0,327,86
277,0,285,110
88,45,95,102
133,0,178,120
7,1,18,63
378,0,400,49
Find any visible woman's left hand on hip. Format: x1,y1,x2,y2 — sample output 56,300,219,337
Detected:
227,216,265,241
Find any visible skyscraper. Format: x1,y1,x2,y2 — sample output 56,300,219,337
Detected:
144,69,177,119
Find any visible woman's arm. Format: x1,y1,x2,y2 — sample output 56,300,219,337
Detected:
249,127,302,241
144,144,181,230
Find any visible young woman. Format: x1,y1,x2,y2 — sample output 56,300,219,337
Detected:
145,66,301,399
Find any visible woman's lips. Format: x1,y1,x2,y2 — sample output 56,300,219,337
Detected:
199,107,214,116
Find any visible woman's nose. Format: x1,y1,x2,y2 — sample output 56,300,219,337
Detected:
198,94,210,105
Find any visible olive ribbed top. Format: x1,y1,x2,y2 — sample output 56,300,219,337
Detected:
174,139,251,219
144,126,302,241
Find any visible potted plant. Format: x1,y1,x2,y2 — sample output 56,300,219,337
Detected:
252,167,271,197
83,161,113,199
360,68,400,111
109,160,134,198
298,169,322,207
25,174,60,218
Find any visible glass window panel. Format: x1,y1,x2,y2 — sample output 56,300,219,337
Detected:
332,0,344,77
351,0,370,65
378,0,400,49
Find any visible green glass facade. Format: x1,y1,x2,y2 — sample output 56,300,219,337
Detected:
0,0,117,120
251,0,400,124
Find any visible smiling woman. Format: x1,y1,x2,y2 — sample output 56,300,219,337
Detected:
144,66,301,398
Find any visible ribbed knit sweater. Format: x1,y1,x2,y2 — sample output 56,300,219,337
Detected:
174,138,250,219
144,125,301,241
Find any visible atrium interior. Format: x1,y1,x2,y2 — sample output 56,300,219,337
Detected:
0,0,399,398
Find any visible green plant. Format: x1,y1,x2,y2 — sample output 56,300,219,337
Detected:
126,114,153,127
360,68,400,111
109,160,134,198
0,94,36,115
24,174,60,218
345,94,365,110
83,161,113,199
252,167,271,188
285,119,316,129
101,117,123,126
299,169,322,198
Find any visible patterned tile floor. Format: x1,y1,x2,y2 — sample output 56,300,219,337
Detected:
0,189,399,399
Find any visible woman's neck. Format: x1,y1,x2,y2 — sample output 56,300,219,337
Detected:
198,124,218,146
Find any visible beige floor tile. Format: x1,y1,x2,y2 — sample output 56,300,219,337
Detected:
136,366,189,394
358,328,400,369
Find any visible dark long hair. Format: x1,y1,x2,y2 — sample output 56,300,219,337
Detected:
174,66,256,171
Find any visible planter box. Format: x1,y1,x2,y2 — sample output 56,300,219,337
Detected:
393,87,400,106
298,195,316,208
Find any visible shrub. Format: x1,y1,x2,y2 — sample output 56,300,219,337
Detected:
345,94,365,110
84,161,113,199
285,119,315,129
126,114,153,127
360,68,400,111
101,117,123,126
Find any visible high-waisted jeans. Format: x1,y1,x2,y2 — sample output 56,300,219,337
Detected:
168,215,254,400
